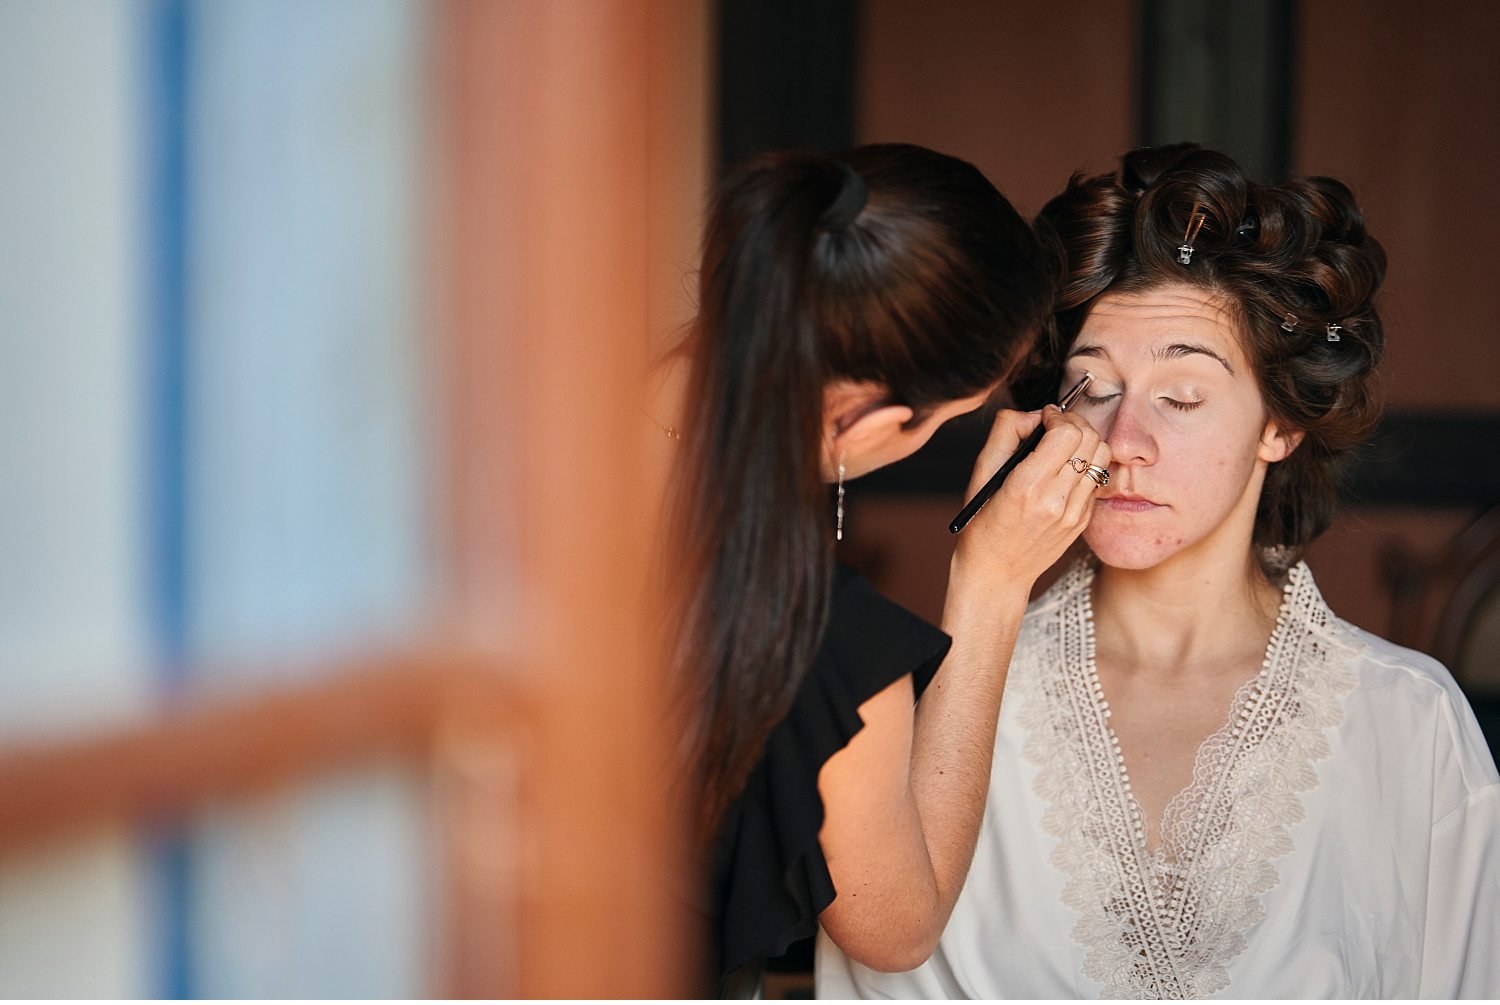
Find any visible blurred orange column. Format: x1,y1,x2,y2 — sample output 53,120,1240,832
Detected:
435,0,705,997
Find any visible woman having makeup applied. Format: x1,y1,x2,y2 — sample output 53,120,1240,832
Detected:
665,143,1112,995
819,143,1499,998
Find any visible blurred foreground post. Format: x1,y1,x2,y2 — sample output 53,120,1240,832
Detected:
436,0,704,996
0,0,704,997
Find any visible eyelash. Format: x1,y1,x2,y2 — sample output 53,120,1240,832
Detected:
1078,392,1204,413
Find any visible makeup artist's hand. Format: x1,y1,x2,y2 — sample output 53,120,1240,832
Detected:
818,404,1107,966
948,406,1109,608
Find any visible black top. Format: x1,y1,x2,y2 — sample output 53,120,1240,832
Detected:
711,564,952,986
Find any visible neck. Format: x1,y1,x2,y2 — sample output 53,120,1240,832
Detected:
1091,543,1283,680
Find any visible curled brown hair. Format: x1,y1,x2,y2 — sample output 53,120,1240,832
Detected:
1020,143,1388,575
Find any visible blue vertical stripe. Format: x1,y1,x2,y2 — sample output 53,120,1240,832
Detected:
149,0,188,679
145,0,193,997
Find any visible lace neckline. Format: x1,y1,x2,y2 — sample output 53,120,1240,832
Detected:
1088,576,1290,864
1017,559,1357,999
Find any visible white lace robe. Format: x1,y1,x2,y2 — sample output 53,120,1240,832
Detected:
817,561,1500,999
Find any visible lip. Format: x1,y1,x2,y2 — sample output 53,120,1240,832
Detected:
1096,494,1162,513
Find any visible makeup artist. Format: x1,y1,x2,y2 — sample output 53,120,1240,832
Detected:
665,144,1111,995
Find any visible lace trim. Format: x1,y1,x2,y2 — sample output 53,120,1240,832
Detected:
1016,560,1357,999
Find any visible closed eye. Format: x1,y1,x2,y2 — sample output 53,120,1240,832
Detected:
1163,398,1204,412
1079,392,1118,406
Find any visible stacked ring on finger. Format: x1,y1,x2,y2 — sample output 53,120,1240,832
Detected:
1069,456,1110,487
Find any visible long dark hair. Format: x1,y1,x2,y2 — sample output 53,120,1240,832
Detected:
672,143,1055,835
1021,143,1386,577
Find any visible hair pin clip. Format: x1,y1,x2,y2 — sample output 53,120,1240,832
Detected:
1280,313,1299,332
1177,210,1207,265
1326,323,1342,342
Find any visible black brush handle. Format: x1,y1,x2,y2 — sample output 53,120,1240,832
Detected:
948,423,1046,533
948,372,1093,535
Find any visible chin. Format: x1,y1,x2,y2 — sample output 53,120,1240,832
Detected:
1083,527,1183,571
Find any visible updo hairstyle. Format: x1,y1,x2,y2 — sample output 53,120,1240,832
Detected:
1025,143,1388,575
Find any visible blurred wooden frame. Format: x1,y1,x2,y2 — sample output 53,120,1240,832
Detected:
0,658,533,995
0,658,522,850
0,0,704,997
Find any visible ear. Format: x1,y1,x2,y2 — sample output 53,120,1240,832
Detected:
1257,416,1304,464
835,403,917,454
822,380,913,475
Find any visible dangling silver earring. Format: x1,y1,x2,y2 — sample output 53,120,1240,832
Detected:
835,460,846,541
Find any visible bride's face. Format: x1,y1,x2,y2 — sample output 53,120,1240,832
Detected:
1061,283,1299,572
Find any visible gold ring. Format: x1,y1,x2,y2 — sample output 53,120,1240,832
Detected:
1068,457,1089,473
1084,465,1110,487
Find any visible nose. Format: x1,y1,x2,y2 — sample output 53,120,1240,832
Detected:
1099,394,1156,467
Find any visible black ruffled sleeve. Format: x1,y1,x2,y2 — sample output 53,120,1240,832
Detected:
712,564,952,982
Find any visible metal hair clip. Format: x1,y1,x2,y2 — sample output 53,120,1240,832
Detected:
1326,323,1342,342
820,161,868,231
1177,210,1207,265
1280,314,1299,332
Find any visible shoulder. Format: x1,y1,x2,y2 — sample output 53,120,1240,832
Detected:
1335,620,1458,693
1295,562,1472,719
1332,617,1470,720
818,564,952,699
1323,615,1500,798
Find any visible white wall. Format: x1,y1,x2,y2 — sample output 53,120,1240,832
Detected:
0,0,155,995
0,0,438,995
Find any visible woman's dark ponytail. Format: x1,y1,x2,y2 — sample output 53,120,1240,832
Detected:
675,156,848,835
674,145,1053,836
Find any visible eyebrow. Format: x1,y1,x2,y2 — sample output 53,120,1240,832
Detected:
1067,341,1236,376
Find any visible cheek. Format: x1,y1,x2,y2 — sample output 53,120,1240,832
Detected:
1163,425,1261,508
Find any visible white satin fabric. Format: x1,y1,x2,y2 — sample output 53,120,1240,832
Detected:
817,562,1499,999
